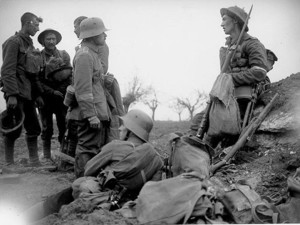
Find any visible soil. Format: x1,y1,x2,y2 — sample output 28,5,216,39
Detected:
0,74,300,224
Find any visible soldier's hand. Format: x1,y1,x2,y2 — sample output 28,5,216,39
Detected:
7,96,17,109
88,116,101,129
53,90,63,98
36,96,44,108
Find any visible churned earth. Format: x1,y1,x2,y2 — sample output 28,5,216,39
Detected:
0,73,299,224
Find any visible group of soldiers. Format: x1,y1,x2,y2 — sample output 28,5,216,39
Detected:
2,5,293,224
0,13,125,176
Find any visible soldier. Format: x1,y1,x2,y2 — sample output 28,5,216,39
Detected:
0,12,43,166
266,49,278,73
37,29,72,161
199,6,270,149
24,109,163,222
68,17,111,177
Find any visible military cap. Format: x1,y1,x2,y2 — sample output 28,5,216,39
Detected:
38,28,62,45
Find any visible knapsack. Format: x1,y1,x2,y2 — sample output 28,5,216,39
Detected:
166,133,212,179
136,176,216,225
219,184,280,224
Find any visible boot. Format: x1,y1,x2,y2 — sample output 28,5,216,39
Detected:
42,139,51,159
75,153,92,178
26,136,41,167
4,137,15,165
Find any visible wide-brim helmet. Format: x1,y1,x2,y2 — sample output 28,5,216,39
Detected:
38,28,62,45
0,108,25,135
120,109,153,142
79,17,109,39
220,6,249,32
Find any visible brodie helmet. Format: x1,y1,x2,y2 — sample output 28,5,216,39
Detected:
0,108,25,135
120,109,153,142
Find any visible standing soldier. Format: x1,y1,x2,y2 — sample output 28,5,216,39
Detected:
37,28,72,162
0,12,43,166
68,17,111,177
203,6,270,148
63,16,88,161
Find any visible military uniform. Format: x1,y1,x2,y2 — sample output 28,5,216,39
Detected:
1,31,42,164
69,41,111,177
220,33,268,86
39,48,71,149
84,140,163,192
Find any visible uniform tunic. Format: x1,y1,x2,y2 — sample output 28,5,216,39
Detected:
1,32,41,138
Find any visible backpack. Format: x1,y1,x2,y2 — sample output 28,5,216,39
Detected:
136,176,215,225
219,184,280,224
166,133,212,179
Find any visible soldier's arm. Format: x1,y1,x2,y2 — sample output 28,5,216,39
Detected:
1,38,20,96
231,40,268,86
74,52,97,119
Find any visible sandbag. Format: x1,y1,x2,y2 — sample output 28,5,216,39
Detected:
136,176,212,225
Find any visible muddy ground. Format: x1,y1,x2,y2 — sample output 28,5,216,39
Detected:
0,74,300,224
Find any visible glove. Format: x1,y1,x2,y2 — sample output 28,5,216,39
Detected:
88,116,101,129
7,96,17,109
53,90,63,98
35,96,44,108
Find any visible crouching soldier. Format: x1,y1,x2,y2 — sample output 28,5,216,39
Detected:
23,109,163,222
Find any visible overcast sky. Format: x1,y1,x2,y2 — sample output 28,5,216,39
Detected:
0,0,299,120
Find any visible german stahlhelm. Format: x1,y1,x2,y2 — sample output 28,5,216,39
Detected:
220,6,249,32
79,17,109,39
120,109,153,142
0,108,25,135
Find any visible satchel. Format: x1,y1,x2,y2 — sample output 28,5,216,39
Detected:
219,184,279,224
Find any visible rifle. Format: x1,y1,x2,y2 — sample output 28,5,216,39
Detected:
196,5,253,139
210,93,279,175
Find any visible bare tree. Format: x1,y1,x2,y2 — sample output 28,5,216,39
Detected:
122,76,150,113
143,88,159,121
170,99,185,121
176,90,208,120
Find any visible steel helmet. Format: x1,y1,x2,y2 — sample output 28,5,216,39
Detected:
0,108,25,135
120,109,153,142
79,17,109,39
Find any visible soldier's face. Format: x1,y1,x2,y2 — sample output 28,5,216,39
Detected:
119,125,128,140
44,33,57,50
221,15,235,35
74,22,81,38
93,32,106,46
27,18,40,36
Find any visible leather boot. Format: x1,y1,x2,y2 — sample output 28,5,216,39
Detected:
75,153,92,178
4,137,15,165
42,139,51,159
26,136,41,167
